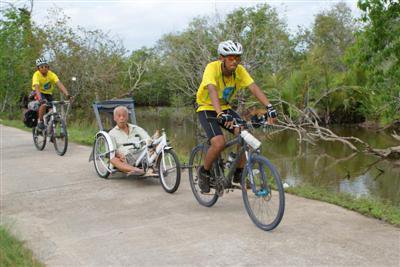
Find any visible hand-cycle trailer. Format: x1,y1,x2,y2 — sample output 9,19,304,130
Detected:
88,98,181,193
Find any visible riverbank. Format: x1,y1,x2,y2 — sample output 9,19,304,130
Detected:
2,118,399,226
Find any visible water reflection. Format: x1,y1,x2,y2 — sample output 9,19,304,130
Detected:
339,174,374,198
136,107,400,206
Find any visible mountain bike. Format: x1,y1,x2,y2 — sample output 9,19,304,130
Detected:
188,118,285,231
32,100,70,156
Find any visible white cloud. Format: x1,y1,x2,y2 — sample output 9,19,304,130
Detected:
29,0,361,51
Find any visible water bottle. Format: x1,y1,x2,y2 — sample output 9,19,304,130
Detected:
240,130,261,149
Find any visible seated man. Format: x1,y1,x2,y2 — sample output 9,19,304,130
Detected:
109,106,150,176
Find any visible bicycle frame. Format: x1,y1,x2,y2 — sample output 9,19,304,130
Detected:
42,101,70,130
100,129,171,174
209,130,264,195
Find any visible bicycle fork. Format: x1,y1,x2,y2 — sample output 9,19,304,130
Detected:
245,152,270,197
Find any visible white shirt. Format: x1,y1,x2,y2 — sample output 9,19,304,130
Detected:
109,123,150,156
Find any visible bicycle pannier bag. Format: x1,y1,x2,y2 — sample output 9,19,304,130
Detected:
23,109,38,128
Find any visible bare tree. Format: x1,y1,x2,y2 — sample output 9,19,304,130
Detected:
118,57,148,98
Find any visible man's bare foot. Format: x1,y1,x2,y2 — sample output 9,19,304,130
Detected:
126,168,145,176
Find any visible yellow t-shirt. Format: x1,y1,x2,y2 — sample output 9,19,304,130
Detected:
31,70,59,95
196,60,254,112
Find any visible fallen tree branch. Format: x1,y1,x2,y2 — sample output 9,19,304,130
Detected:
245,97,400,160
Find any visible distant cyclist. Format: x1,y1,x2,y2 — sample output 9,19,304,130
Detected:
32,57,72,130
196,40,277,193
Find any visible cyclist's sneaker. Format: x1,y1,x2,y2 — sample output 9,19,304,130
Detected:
232,168,251,189
198,166,211,193
232,168,243,184
37,121,45,130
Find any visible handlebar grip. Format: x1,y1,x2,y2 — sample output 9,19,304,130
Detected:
51,100,69,105
122,143,135,146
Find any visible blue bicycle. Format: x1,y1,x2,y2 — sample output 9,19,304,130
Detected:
188,118,285,231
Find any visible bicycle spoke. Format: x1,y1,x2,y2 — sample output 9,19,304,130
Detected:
188,144,219,207
53,118,68,156
242,155,285,231
158,150,181,193
94,134,111,178
32,127,46,150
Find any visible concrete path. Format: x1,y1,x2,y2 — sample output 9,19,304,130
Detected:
1,125,399,266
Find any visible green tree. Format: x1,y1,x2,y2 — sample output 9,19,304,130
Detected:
0,7,42,114
280,2,362,123
351,0,400,122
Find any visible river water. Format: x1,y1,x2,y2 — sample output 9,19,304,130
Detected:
135,107,400,206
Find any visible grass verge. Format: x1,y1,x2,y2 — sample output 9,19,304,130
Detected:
0,118,96,146
1,118,399,226
285,185,400,226
0,226,43,267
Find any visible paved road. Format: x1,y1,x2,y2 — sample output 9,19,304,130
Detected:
1,125,399,266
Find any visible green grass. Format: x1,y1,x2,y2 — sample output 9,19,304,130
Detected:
2,118,399,226
0,226,43,267
0,118,96,146
286,185,400,226
0,118,27,131
67,121,97,146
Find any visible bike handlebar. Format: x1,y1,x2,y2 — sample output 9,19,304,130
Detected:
206,117,273,129
122,140,147,149
42,100,71,107
50,100,70,105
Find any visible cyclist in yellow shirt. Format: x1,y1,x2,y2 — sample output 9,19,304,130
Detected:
32,57,72,130
196,40,277,193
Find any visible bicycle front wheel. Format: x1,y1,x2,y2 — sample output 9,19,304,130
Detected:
188,144,218,207
242,155,285,231
157,149,181,194
53,117,68,156
32,126,47,151
93,133,111,179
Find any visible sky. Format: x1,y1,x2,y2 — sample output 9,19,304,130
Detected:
9,0,361,52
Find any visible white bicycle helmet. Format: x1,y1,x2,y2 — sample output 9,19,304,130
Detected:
217,40,243,56
35,57,48,67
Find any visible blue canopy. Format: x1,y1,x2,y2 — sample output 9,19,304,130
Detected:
92,98,137,131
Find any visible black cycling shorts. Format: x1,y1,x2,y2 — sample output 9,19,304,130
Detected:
40,93,53,103
197,109,241,140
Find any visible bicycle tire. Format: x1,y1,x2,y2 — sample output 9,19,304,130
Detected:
32,126,47,151
241,154,285,231
188,144,219,207
93,133,111,178
157,149,181,194
53,117,68,156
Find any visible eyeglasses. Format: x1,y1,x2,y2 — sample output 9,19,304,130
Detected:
226,55,241,62
38,65,49,69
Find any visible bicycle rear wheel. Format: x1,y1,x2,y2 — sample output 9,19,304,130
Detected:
53,117,68,156
157,149,181,193
242,155,285,231
188,144,218,207
32,126,47,151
